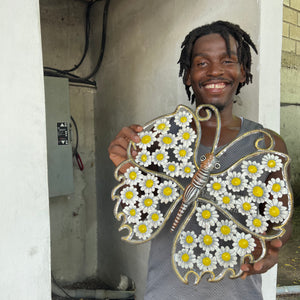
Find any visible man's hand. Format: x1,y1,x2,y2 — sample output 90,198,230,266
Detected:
240,238,282,279
108,124,143,172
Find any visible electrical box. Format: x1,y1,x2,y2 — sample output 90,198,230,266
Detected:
44,76,74,198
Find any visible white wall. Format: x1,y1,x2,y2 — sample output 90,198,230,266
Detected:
0,0,51,299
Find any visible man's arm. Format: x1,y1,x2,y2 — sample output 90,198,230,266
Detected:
241,130,293,279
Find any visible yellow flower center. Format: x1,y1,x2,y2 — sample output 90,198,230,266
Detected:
238,239,249,249
129,171,137,180
253,186,264,197
157,123,166,130
151,213,159,221
182,132,190,140
156,153,164,161
181,253,190,262
141,154,148,162
163,187,172,196
242,202,251,211
269,206,280,217
129,209,136,216
186,235,194,244
138,224,147,233
125,191,134,199
179,149,187,157
203,235,213,245
202,257,211,266
144,198,153,207
184,167,191,173
267,159,276,168
222,252,231,262
253,218,262,227
168,164,176,172
272,183,281,192
141,135,151,144
220,225,231,235
146,180,154,188
180,116,187,123
248,165,258,173
202,210,211,219
212,182,222,190
162,136,172,144
231,177,241,186
222,196,230,204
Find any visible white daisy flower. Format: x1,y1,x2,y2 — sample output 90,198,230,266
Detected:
262,153,283,172
226,171,248,192
152,148,169,167
164,161,181,177
177,128,197,146
198,229,219,252
174,145,193,162
124,166,142,185
264,199,289,223
236,196,257,216
158,181,179,204
206,177,226,197
136,150,152,167
216,246,237,268
137,131,156,149
139,193,158,213
267,178,288,199
133,221,153,240
241,160,264,179
196,203,219,228
174,111,193,128
216,219,237,241
140,174,159,194
174,249,196,269
179,162,195,178
232,232,256,256
158,133,177,149
179,230,198,249
197,253,218,272
147,210,164,228
215,192,236,210
123,204,141,224
247,181,269,204
246,215,268,234
120,186,138,204
153,118,170,133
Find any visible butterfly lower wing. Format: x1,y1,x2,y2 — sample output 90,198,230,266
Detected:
112,105,201,243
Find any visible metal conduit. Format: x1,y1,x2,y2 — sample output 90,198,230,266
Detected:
277,285,300,296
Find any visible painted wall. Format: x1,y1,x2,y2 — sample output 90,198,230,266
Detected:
40,0,98,283
0,0,51,299
281,0,300,203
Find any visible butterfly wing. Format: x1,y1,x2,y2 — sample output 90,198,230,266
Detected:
172,129,292,283
112,105,201,243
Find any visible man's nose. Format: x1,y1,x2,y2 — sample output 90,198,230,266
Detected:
207,62,224,77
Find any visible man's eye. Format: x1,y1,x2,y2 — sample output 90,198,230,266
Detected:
196,62,207,66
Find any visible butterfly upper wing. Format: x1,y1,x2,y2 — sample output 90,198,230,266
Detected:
111,105,201,243
171,128,293,283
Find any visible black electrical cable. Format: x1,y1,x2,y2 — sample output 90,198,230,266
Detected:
71,116,84,171
43,0,109,86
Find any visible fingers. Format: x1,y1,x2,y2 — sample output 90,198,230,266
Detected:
108,124,143,168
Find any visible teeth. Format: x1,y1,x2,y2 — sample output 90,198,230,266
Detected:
205,83,226,89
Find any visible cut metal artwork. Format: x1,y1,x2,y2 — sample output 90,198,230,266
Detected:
111,104,293,284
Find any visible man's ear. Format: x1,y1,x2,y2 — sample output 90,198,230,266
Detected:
184,70,192,86
240,65,246,83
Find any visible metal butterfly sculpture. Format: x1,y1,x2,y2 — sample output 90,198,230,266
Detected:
111,104,292,284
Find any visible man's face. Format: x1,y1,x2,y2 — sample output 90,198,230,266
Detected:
186,33,246,111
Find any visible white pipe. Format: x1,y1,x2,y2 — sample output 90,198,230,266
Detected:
277,285,300,296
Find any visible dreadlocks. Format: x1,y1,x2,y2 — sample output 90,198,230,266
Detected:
178,20,258,104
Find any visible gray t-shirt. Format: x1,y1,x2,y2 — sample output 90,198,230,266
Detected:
144,118,264,300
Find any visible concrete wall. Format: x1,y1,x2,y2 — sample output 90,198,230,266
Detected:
40,0,98,283
281,0,300,203
0,0,51,299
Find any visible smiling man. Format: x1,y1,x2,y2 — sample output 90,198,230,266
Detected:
108,21,292,300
